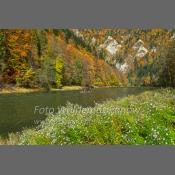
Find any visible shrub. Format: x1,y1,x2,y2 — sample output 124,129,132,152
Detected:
16,68,35,87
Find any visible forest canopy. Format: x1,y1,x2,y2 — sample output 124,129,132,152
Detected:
0,29,175,89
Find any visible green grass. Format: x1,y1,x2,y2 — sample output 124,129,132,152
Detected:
1,88,175,145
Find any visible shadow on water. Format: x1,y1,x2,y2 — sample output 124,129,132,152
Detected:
0,87,154,136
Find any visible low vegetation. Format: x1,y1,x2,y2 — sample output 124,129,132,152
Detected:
1,89,174,145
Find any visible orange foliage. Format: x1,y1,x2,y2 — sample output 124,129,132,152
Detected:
57,36,120,86
3,29,32,83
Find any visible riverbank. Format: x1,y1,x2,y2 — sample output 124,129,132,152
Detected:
0,87,45,94
0,86,83,94
51,86,83,91
0,85,123,94
1,88,174,145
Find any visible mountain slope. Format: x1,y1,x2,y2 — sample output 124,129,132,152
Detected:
71,29,175,86
0,29,125,89
0,29,175,88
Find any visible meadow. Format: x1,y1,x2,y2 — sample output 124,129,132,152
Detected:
1,88,174,145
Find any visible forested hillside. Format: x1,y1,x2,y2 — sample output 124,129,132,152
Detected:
0,29,124,89
73,29,175,87
0,29,175,89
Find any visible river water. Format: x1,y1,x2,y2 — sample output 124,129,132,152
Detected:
0,87,151,135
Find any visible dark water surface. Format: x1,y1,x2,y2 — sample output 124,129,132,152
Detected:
0,87,151,135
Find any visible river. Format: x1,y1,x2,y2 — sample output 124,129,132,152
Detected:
0,87,151,135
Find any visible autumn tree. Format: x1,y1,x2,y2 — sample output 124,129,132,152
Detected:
55,57,64,88
0,30,6,87
2,29,34,86
158,40,175,87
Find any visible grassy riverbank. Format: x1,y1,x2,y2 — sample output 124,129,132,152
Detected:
51,86,83,91
0,87,44,94
0,85,123,94
0,86,83,94
0,88,175,145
